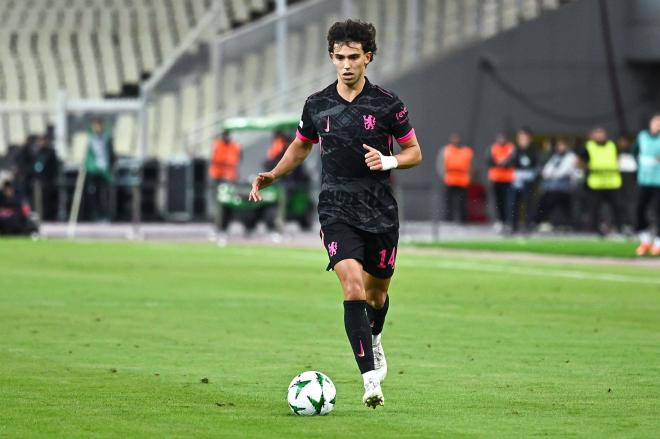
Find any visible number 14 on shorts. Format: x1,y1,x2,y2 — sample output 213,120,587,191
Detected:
377,247,396,269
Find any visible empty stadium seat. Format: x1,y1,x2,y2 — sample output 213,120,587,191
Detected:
114,113,136,156
0,0,576,157
179,79,200,150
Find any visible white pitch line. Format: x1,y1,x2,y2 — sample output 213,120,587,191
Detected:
398,259,660,286
223,247,660,286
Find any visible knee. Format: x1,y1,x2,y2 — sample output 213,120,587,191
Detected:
342,276,365,301
365,287,387,308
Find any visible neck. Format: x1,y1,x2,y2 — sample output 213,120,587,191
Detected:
336,76,366,102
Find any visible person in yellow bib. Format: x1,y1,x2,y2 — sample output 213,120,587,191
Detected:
633,113,660,256
577,127,623,235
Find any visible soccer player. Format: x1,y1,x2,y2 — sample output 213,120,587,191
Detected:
249,19,422,409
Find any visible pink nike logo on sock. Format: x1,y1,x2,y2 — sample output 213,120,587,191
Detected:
357,339,365,357
324,116,330,132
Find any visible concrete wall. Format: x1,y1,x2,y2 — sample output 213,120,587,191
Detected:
388,0,659,221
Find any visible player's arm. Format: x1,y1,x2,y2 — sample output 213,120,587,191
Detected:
248,137,313,202
363,134,422,171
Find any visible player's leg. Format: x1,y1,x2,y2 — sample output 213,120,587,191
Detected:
364,273,390,334
334,259,383,408
321,223,382,408
364,272,390,383
334,259,375,373
362,228,397,385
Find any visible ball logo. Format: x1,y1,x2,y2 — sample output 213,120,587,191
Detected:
363,114,376,130
328,241,338,257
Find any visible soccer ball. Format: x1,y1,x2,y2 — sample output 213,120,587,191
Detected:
287,371,336,416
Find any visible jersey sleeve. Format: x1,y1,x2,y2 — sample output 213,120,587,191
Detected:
386,95,415,144
296,100,319,144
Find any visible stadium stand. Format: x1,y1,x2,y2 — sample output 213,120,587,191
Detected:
0,0,572,161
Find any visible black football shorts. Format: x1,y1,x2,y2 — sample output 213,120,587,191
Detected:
320,222,399,279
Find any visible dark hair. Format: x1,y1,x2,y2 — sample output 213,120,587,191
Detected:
327,19,377,59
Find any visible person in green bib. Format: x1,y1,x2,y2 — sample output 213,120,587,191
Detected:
577,127,623,235
633,113,660,256
84,118,115,221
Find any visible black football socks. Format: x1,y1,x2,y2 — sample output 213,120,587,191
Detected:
366,294,389,336
343,300,375,374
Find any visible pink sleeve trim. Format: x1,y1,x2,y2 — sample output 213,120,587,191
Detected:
296,129,318,144
397,128,415,144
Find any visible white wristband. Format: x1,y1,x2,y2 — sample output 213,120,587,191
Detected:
379,152,398,171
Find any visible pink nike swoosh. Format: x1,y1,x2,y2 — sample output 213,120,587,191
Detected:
357,339,365,357
324,116,330,132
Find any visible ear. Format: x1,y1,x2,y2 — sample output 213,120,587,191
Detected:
365,52,373,65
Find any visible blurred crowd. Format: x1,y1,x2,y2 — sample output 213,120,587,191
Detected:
1,111,658,254
437,112,660,254
0,118,116,235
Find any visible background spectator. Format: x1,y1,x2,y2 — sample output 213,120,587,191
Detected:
12,135,37,202
263,131,310,192
633,113,660,256
209,130,241,183
508,127,537,233
487,132,515,231
266,131,288,165
438,133,473,223
0,178,38,236
33,134,59,221
534,138,577,230
578,127,623,235
84,118,115,222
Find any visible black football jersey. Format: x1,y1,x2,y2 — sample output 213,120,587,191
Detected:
296,78,415,233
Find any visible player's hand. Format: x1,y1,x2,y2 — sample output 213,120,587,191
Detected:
249,172,276,202
363,144,383,170
364,144,398,171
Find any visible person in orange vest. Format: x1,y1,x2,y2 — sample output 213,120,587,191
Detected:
266,131,288,164
439,133,473,223
487,132,515,230
209,130,241,183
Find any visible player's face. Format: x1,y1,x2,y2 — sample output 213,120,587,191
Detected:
330,42,372,87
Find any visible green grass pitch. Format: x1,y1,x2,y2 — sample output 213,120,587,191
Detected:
1,239,659,438
414,238,639,258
